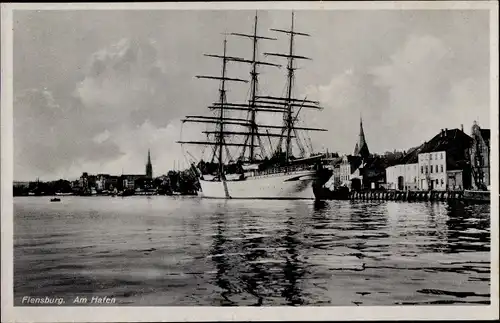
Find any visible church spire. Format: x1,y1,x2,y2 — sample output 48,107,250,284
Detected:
354,116,370,159
146,149,153,178
359,117,366,146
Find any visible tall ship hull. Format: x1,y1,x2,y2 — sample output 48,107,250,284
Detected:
200,169,317,199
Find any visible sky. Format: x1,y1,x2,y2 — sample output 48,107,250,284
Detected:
13,9,491,181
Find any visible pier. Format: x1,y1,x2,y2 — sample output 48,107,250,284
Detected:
348,190,468,202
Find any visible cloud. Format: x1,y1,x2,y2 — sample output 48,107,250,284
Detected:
371,34,454,116
369,34,488,146
14,88,123,180
75,37,173,129
12,11,490,181
14,38,181,181
448,77,490,129
301,69,387,154
301,34,489,155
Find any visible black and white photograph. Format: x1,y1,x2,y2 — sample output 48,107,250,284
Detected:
1,1,498,322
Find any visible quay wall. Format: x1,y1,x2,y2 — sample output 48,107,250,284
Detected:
348,190,465,202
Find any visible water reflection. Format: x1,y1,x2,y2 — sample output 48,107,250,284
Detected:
209,202,307,306
313,200,328,212
281,215,305,306
445,202,490,253
237,206,269,306
210,208,234,305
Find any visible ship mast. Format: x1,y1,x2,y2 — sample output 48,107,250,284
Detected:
217,39,228,177
230,12,280,162
178,12,327,175
263,11,326,164
178,38,249,177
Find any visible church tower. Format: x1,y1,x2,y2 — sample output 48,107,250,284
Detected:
146,149,153,178
353,117,370,159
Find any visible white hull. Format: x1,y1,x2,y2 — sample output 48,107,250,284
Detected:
199,170,317,199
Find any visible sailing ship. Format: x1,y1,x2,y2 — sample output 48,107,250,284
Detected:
178,12,327,199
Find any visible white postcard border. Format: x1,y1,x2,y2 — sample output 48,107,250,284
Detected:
1,1,498,322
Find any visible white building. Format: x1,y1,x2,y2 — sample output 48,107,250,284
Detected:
417,151,447,191
386,163,419,191
386,128,471,192
96,174,109,191
339,155,362,188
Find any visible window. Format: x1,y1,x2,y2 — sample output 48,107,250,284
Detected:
441,179,444,185
440,165,443,172
441,153,443,159
430,154,433,160
435,179,439,186
421,166,424,174
431,166,433,173
435,165,438,173
425,166,428,174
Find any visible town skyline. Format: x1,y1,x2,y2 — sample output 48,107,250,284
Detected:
14,9,491,181
13,119,485,183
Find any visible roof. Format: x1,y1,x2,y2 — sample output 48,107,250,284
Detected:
345,155,363,168
345,155,362,163
419,128,472,154
354,118,370,159
386,128,472,168
345,155,363,170
419,128,472,170
397,145,424,164
364,156,388,169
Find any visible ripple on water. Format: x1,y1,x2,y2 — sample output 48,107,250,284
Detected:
14,197,491,306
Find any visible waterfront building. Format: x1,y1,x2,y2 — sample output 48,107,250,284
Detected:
359,156,387,190
418,151,448,191
331,157,342,187
339,155,363,189
469,121,490,190
79,172,88,189
446,170,464,190
106,175,120,191
417,128,472,191
323,157,342,190
385,146,422,191
13,181,30,189
96,174,110,192
350,117,391,190
13,181,31,196
120,174,144,191
88,175,97,189
386,164,418,191
70,180,80,193
326,118,373,191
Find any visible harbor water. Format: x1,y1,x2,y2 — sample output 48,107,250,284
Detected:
14,196,490,306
